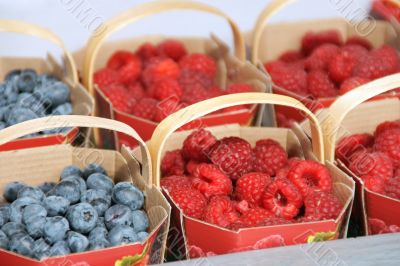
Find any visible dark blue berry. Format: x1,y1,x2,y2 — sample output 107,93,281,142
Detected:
104,204,132,230
82,164,107,180
0,230,9,249
52,102,73,115
4,181,26,202
86,173,114,194
37,182,56,194
32,238,51,260
1,222,25,238
9,233,34,257
9,197,39,223
112,182,144,211
43,216,69,244
137,231,149,242
49,240,70,257
49,180,81,204
18,186,45,201
108,225,138,246
81,189,111,216
66,231,89,253
43,196,70,217
0,205,10,227
60,165,83,179
131,210,149,233
66,203,98,234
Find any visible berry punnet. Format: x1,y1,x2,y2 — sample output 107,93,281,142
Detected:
93,39,256,122
161,129,342,230
0,164,149,261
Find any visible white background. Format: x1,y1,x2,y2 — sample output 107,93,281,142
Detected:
0,0,371,57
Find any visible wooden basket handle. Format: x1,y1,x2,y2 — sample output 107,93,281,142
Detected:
0,115,152,187
149,92,324,187
324,73,400,161
82,0,245,95
0,19,78,84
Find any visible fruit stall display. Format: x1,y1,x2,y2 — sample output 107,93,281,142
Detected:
320,73,400,236
0,19,94,151
82,1,268,148
0,116,170,265
250,0,400,127
148,93,354,258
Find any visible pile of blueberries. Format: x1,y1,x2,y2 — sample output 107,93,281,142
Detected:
0,69,73,134
0,163,149,261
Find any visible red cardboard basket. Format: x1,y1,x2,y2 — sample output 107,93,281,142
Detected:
149,93,355,258
0,20,94,151
0,115,170,266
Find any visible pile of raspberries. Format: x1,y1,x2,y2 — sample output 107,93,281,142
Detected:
336,120,400,200
160,129,343,230
93,39,254,122
265,30,400,98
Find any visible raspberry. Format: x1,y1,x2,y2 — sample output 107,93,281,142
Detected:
186,160,202,175
179,70,214,91
235,172,272,207
106,50,137,70
276,112,295,128
153,96,184,122
329,50,360,83
372,45,400,72
148,78,183,101
266,61,308,95
341,44,369,58
384,176,400,200
380,224,400,234
345,36,372,50
304,190,342,220
170,188,207,219
301,30,342,55
368,218,387,235
203,196,239,228
253,139,288,176
263,178,302,219
278,50,304,63
127,82,145,100
287,160,332,197
226,84,254,94
161,149,185,177
142,58,180,86
339,77,370,95
238,207,274,227
349,152,393,181
191,164,233,198
307,70,337,98
209,137,254,180
375,120,400,137
374,129,400,167
305,44,340,71
160,175,192,192
132,97,158,121
157,39,187,61
335,133,374,164
362,174,385,193
93,68,119,89
182,129,217,162
135,42,158,61
179,53,217,80
117,57,142,85
102,84,136,113
181,84,212,105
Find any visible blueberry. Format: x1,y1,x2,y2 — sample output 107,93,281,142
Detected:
49,240,70,257
37,182,56,194
9,197,39,223
86,173,114,193
5,107,38,126
22,203,47,224
4,181,26,202
52,102,73,115
15,69,37,93
104,204,132,230
35,74,58,89
66,203,98,234
6,92,18,105
25,216,46,239
137,231,149,242
66,231,89,253
62,175,87,195
0,230,9,249
112,182,144,211
88,227,108,243
0,104,14,121
131,210,149,233
32,238,51,260
43,216,69,244
4,69,21,82
89,237,110,251
0,122,6,130
18,186,45,201
108,225,138,246
0,205,10,227
16,93,46,116
9,233,34,257
82,164,107,180
96,217,106,229
81,189,111,216
1,222,25,238
34,81,70,107
60,165,83,179
43,196,70,217
49,180,81,204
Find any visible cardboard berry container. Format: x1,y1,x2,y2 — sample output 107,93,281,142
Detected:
147,92,355,258
80,0,268,149
0,115,170,266
320,73,400,235
372,0,400,22
0,20,94,151
249,0,400,126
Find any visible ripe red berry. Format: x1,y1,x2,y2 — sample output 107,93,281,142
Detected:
349,152,393,181
345,36,372,50
135,42,158,61
368,218,387,235
263,178,303,219
179,53,217,80
209,137,254,180
102,84,136,113
287,160,332,197
191,164,233,198
278,50,304,63
374,120,400,137
304,190,342,220
384,176,400,200
374,129,400,167
203,196,239,228
362,174,385,193
301,30,342,55
339,76,370,95
329,50,360,83
157,39,187,61
148,78,183,101
305,44,340,71
170,188,207,219
160,175,192,192
161,149,185,177
307,70,337,98
142,58,180,86
107,50,138,70
93,68,119,89
182,129,217,162
253,139,288,176
235,172,272,207
181,84,212,105
238,207,274,227
132,97,158,121
335,133,374,164
153,96,184,122
127,82,145,100
117,57,142,85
